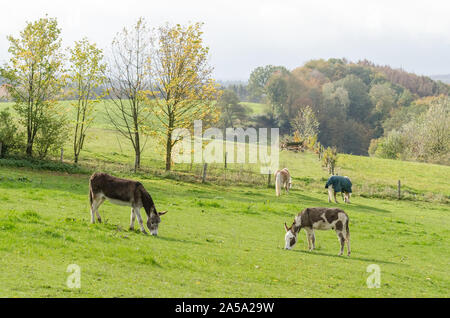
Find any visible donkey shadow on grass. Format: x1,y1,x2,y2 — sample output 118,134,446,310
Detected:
292,249,401,265
351,203,391,214
155,235,203,246
288,190,391,214
98,220,202,246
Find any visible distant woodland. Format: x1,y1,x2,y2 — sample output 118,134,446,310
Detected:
221,58,449,164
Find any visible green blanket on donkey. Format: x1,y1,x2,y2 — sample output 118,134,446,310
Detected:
325,176,352,193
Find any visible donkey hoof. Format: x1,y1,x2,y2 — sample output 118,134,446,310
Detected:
142,231,148,235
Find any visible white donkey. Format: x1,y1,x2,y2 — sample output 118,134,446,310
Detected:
274,168,292,196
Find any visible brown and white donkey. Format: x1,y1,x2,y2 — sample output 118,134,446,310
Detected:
89,173,167,236
284,207,350,256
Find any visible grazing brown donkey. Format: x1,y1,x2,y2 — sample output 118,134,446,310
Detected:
89,173,167,236
284,207,350,256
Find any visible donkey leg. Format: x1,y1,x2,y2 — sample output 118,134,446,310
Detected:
336,231,345,256
90,203,96,224
328,186,333,203
95,197,105,223
310,231,316,250
134,208,148,235
305,229,315,251
90,196,104,224
90,195,100,223
345,226,351,256
305,232,311,250
346,235,351,256
334,191,338,204
129,208,136,231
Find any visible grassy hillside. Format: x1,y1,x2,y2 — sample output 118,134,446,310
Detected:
0,166,449,297
2,101,447,201
0,101,449,297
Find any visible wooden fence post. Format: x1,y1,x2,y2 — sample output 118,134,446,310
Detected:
0,141,2,158
224,152,227,169
60,148,64,163
202,163,208,183
267,170,271,188
398,180,401,199
116,135,123,153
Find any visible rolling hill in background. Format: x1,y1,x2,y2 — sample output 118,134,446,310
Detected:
222,58,449,163
431,74,450,84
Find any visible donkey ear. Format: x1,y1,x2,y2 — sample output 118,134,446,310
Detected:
158,211,168,216
284,222,289,232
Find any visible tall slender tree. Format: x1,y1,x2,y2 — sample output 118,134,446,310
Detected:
104,17,151,172
68,38,106,163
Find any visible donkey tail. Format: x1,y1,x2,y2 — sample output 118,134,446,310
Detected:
275,171,281,196
345,217,350,240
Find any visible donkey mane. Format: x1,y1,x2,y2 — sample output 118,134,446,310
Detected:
138,182,156,217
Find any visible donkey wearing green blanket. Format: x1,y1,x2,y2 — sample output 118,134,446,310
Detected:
325,175,352,203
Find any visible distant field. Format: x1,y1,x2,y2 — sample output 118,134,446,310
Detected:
0,100,449,297
3,101,447,200
240,101,268,115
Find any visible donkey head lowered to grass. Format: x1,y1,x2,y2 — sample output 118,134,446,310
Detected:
284,207,351,256
89,172,167,236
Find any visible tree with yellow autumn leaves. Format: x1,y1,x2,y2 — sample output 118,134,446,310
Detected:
68,38,106,164
0,16,67,158
147,22,220,171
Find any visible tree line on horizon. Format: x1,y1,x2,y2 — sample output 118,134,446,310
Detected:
221,58,449,165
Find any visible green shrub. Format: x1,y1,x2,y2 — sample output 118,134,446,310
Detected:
322,146,338,174
34,113,69,159
368,138,379,156
0,157,89,174
374,130,405,159
0,108,24,157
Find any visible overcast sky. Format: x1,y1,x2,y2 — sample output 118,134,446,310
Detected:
1,0,449,80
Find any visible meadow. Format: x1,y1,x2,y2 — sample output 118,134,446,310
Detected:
0,101,449,297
